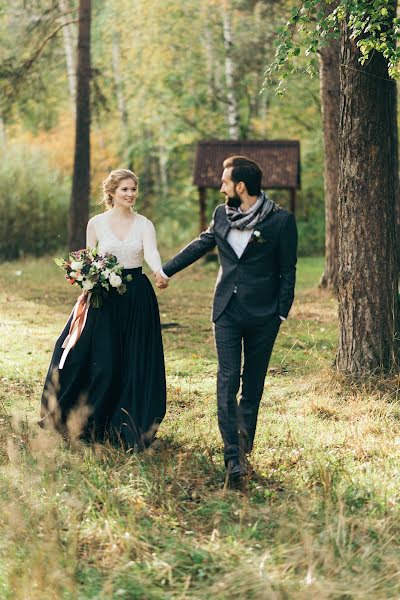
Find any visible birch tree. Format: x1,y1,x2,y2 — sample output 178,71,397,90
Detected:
220,1,240,139
58,0,77,105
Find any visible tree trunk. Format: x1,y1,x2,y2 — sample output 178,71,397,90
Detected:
58,0,77,105
336,9,399,374
202,25,215,110
158,141,169,197
395,102,400,258
68,0,91,251
319,2,340,292
0,116,6,144
111,32,128,128
221,3,240,139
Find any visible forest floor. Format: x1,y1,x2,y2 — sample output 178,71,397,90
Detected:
1,254,400,599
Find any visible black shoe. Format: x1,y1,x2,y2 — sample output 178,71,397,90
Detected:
227,459,242,477
226,459,250,490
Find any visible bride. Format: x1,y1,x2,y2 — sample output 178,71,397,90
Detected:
39,169,167,450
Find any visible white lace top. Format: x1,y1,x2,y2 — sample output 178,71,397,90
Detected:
91,212,162,271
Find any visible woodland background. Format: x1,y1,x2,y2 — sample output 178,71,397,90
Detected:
2,1,400,598
0,0,323,260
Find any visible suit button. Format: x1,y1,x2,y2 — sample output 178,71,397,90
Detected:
233,285,237,293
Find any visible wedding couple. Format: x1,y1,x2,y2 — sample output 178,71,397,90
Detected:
40,155,297,485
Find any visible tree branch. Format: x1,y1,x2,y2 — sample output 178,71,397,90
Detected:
170,110,219,138
0,18,79,109
21,19,79,73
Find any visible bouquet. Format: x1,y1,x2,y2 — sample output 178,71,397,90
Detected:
55,243,132,308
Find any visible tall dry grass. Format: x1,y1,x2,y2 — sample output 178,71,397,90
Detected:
1,256,400,598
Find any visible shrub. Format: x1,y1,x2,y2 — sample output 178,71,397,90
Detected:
297,215,325,256
0,144,70,260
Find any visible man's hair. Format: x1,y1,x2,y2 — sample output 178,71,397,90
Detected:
223,155,262,196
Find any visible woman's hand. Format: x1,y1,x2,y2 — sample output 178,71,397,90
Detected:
154,271,168,289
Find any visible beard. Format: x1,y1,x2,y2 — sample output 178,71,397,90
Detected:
226,194,241,209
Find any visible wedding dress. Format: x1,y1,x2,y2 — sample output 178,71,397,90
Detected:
40,212,166,449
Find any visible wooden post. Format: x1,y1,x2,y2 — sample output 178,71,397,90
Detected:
290,188,296,214
199,186,207,232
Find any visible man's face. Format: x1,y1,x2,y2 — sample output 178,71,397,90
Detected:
220,168,241,208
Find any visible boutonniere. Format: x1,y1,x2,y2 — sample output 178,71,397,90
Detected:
251,229,267,244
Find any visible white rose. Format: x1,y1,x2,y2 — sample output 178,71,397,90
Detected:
103,268,111,279
69,271,77,278
71,261,83,270
253,230,261,238
92,260,104,270
82,279,94,291
109,273,122,288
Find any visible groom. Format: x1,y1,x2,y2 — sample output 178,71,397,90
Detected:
156,156,297,482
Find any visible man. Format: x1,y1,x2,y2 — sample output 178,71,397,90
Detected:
156,156,297,483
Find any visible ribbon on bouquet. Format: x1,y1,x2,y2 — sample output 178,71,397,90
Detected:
59,292,91,370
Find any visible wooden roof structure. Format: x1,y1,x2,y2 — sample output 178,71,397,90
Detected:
194,140,301,190
193,140,301,231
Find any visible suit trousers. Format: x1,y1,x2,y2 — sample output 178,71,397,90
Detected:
213,294,281,464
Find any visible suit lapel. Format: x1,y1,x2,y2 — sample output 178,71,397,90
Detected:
220,218,231,239
215,210,239,261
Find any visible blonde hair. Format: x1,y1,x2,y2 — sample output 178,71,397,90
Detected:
100,169,139,209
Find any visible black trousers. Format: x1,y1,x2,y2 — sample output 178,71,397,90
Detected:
213,294,281,464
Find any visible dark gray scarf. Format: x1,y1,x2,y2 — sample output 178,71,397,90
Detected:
225,190,275,230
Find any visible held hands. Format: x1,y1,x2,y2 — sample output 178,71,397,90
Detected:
154,271,169,289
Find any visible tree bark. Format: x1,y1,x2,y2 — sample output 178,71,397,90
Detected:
319,2,340,292
336,8,399,374
68,0,91,251
394,87,400,276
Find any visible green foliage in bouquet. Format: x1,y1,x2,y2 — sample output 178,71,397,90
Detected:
55,243,132,308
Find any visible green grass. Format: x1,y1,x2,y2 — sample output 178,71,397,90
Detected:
1,255,400,599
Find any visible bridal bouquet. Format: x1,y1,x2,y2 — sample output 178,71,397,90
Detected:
55,243,132,308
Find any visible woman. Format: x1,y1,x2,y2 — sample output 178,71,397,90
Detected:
39,169,167,450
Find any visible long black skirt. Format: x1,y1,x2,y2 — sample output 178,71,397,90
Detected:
40,268,166,450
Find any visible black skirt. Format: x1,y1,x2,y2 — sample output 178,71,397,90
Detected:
40,268,166,450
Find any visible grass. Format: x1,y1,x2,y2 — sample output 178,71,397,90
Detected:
1,254,400,598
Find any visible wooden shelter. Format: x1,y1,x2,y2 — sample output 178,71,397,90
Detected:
193,140,301,231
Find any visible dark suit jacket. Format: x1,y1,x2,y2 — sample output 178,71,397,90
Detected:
162,203,297,322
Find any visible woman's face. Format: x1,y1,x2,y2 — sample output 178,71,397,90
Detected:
112,178,138,209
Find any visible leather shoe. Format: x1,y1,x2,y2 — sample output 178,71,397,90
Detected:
227,458,242,475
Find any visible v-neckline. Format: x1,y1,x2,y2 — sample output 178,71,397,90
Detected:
105,215,136,243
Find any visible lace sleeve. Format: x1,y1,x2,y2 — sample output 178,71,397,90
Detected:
143,218,162,273
86,217,98,248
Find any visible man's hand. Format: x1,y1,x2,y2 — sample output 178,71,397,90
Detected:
154,271,169,289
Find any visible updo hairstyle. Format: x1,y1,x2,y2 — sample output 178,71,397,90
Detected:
100,169,139,209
